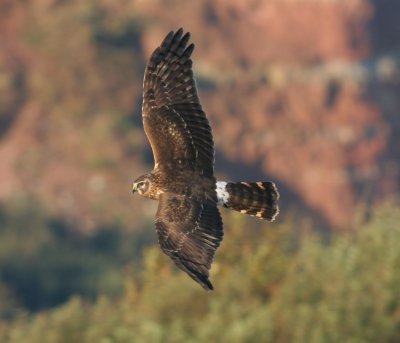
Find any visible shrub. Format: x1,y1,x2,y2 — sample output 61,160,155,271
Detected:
1,205,400,342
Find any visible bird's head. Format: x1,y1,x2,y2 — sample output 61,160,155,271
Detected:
132,174,152,197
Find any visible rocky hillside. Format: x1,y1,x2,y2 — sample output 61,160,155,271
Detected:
0,0,399,230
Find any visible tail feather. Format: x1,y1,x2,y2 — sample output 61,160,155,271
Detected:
216,181,279,221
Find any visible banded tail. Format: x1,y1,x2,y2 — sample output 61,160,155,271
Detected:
216,181,279,221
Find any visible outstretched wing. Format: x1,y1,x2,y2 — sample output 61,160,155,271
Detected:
142,28,214,177
155,192,224,290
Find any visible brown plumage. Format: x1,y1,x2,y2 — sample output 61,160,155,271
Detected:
132,28,279,291
221,182,279,220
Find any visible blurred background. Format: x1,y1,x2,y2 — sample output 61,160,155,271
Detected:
0,0,400,342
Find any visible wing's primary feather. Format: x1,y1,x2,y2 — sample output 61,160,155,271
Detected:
142,29,214,177
155,192,224,290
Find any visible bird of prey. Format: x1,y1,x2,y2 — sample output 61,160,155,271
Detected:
132,28,279,291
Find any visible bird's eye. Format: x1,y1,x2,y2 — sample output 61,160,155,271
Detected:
137,181,148,192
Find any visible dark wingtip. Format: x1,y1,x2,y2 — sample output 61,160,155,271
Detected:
161,31,174,48
203,279,214,292
193,271,214,291
173,28,184,42
183,43,195,58
180,32,191,47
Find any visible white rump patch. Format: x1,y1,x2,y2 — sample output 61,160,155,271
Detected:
216,181,229,206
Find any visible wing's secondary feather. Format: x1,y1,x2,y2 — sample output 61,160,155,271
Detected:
155,192,224,291
142,28,214,177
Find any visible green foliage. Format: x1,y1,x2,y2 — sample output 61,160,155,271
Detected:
0,200,153,314
1,205,400,342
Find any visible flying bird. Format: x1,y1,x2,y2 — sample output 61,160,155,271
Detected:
132,28,279,291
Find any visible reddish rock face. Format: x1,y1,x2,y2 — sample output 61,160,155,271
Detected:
204,78,388,228
140,0,372,65
0,0,399,230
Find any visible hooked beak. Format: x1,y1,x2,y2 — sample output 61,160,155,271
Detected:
132,183,137,193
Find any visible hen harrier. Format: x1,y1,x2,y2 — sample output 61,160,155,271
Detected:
132,28,279,291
